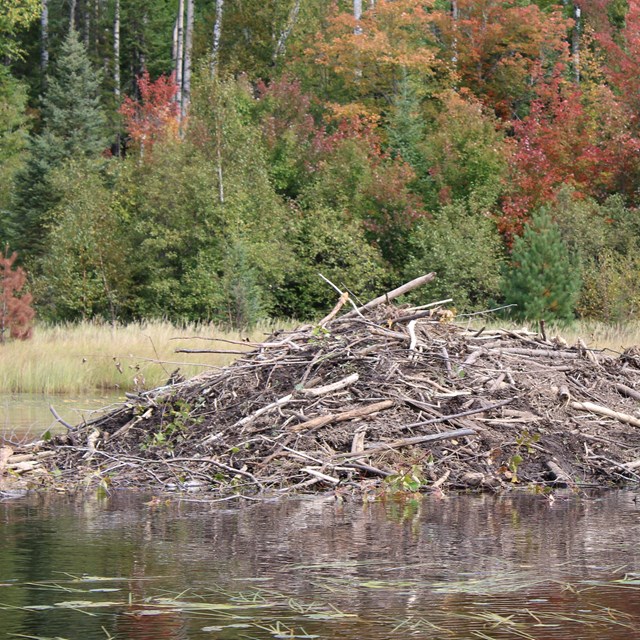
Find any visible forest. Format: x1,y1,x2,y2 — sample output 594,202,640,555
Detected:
1,0,640,329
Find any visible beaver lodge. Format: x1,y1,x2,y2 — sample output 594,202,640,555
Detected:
3,273,640,497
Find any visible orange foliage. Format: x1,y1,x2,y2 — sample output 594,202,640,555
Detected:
0,249,34,343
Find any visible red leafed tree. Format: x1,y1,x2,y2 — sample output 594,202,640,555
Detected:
0,249,35,343
119,70,180,155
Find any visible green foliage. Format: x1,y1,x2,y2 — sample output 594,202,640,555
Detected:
35,160,131,322
503,209,580,322
0,0,40,59
0,67,29,217
404,202,505,311
273,206,389,319
8,29,107,259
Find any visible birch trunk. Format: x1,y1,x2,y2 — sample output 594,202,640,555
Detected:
175,0,185,111
41,0,49,73
354,0,362,35
451,0,458,66
572,5,581,83
114,0,120,99
182,0,194,118
211,0,224,78
70,0,77,30
273,0,300,62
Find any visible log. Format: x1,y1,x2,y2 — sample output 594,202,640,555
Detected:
338,427,476,460
615,383,640,402
342,272,436,318
289,400,394,432
570,401,640,428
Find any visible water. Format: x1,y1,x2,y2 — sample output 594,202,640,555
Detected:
0,393,124,441
0,490,639,639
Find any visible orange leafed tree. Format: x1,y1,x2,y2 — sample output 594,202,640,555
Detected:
119,70,180,155
310,0,442,104
0,249,35,343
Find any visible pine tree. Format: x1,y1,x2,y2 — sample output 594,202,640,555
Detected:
503,210,580,322
6,29,107,260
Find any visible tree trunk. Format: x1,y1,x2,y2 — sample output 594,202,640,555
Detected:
175,0,184,111
41,0,49,73
114,0,120,99
182,0,194,118
354,0,362,35
451,0,459,67
273,0,300,62
572,4,581,83
70,0,77,30
211,0,224,78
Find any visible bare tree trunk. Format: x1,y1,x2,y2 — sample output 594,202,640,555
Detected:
84,0,90,46
182,0,194,118
354,0,362,35
70,0,77,28
175,0,184,111
572,4,581,83
41,0,49,73
451,0,459,67
211,0,224,78
114,0,120,99
273,0,300,62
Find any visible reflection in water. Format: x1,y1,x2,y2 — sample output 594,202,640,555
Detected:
0,491,638,639
0,393,124,441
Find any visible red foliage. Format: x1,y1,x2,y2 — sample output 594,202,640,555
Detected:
119,70,180,154
0,249,34,343
500,71,640,241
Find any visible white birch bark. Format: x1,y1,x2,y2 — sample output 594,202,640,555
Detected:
572,5,581,83
211,0,224,78
114,0,120,99
273,0,300,62
41,0,49,73
182,0,194,118
175,0,185,111
70,0,77,30
354,0,363,35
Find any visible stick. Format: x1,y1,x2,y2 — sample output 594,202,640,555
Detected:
337,428,476,460
407,320,418,351
571,401,640,428
302,467,340,485
289,400,394,432
319,291,349,326
342,272,436,318
615,383,640,402
489,347,580,359
402,398,514,429
49,405,74,431
236,374,360,428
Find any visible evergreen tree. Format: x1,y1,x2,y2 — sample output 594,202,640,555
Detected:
503,210,580,322
6,29,107,260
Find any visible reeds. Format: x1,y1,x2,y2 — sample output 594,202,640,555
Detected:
0,319,289,394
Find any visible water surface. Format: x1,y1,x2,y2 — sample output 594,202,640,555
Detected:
0,490,639,639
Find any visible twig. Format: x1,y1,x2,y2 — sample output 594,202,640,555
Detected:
571,401,640,428
49,405,74,431
289,400,394,432
402,398,514,429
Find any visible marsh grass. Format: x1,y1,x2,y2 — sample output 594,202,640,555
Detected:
0,319,292,394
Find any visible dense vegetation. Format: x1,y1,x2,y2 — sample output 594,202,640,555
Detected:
2,0,640,328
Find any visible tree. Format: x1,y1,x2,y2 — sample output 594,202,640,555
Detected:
119,69,180,155
0,246,34,342
7,28,108,259
503,210,580,322
0,0,40,59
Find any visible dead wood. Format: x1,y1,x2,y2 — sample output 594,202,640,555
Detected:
4,273,640,497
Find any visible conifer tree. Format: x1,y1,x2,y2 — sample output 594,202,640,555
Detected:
6,29,107,260
503,210,580,322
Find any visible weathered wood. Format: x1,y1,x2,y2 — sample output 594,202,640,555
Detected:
571,401,640,428
615,383,640,402
343,272,436,318
290,400,394,433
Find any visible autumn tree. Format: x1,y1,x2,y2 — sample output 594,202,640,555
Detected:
0,247,34,343
120,69,180,155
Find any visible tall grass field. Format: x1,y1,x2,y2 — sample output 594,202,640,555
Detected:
0,320,290,395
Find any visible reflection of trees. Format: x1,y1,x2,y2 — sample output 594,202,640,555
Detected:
1,491,639,638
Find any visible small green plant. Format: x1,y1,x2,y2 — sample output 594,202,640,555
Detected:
502,430,540,483
384,465,426,494
143,399,202,450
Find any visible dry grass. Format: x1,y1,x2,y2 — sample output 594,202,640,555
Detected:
0,319,292,395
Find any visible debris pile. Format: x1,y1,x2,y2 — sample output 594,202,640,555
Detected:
3,274,640,496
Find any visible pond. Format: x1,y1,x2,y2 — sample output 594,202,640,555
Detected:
0,490,639,639
1,393,124,441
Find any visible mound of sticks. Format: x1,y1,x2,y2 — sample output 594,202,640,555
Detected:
3,273,640,496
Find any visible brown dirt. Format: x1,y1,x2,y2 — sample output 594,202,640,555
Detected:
3,297,640,498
